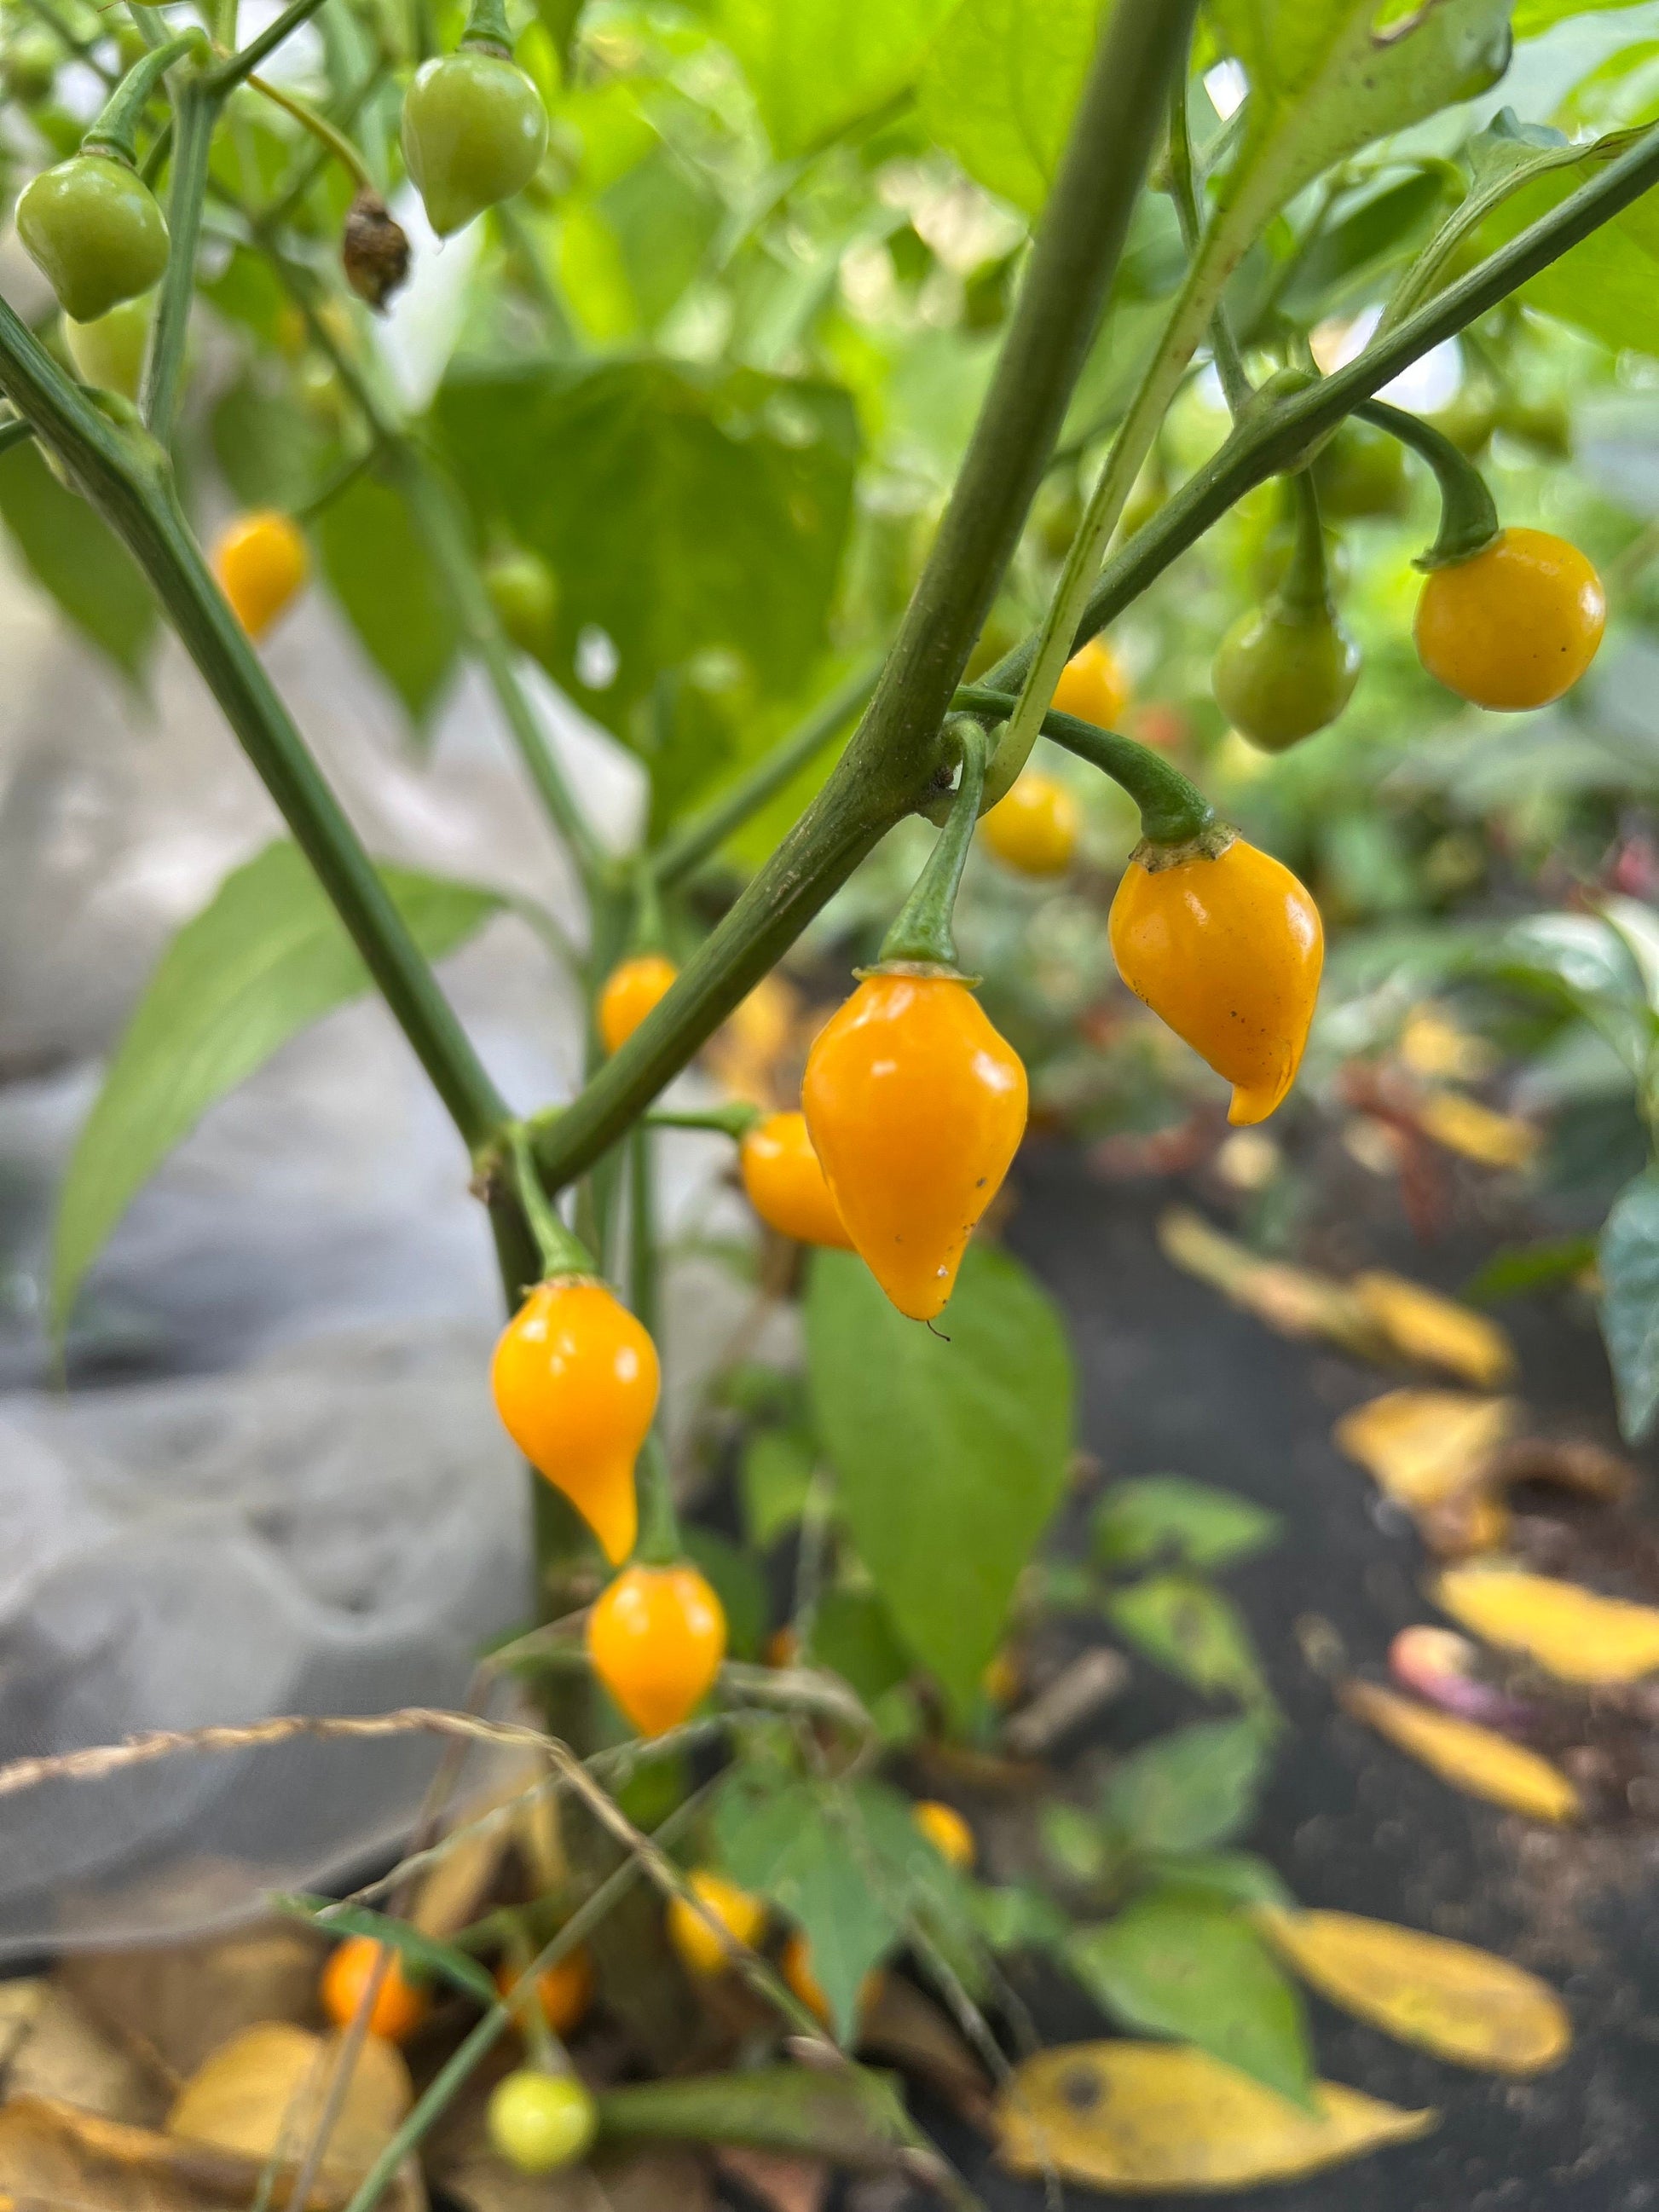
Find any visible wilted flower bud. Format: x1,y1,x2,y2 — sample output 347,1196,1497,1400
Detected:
341,188,409,311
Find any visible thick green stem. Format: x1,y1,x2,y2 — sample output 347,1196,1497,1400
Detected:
532,0,1199,1197
878,721,986,970
142,76,217,437
0,297,506,1155
653,659,880,888
209,0,338,92
1356,396,1500,568
981,115,1659,702
83,30,207,164
1166,72,1250,418
634,1435,680,1567
953,686,1213,846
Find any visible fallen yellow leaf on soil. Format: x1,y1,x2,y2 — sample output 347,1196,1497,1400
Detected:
1159,1210,1381,1354
1333,1389,1520,1510
1350,1273,1516,1389
1415,1091,1538,1170
995,2042,1434,2191
1400,1009,1495,1083
1340,1681,1580,1823
167,2021,411,2185
1255,1909,1570,2074
1436,1564,1659,1685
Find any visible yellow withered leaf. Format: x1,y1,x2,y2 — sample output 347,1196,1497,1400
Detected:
1340,1681,1580,1823
1400,1008,1495,1083
1255,1908,1570,2074
167,2022,411,2184
1416,1091,1538,1170
1159,1210,1380,1354
995,2042,1434,2192
1333,1389,1519,1510
1436,1563,1659,1685
1350,1273,1517,1389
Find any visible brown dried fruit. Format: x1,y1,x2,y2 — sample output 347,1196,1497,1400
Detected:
342,189,410,309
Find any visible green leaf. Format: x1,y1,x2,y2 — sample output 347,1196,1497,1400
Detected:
431,360,858,742
1512,0,1648,31
595,2065,914,2161
740,1428,817,1546
812,1585,913,1705
1106,1574,1272,1710
682,1527,767,1660
272,1895,498,2005
1094,1476,1279,1574
0,439,155,678
1464,1235,1598,1305
805,1244,1073,1716
53,840,501,1337
316,471,462,726
1066,1894,1313,2105
1101,1718,1273,1855
599,147,723,328
1206,0,1511,256
710,0,959,158
211,378,338,516
966,1879,1071,1957
1141,1851,1293,1910
1479,130,1659,357
1600,1168,1659,1441
916,0,1103,215
710,1770,902,2036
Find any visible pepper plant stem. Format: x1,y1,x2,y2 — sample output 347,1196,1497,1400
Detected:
142,74,217,437
953,687,1213,846
0,297,506,1154
1356,396,1501,565
878,721,986,970
532,0,1199,1196
208,0,338,92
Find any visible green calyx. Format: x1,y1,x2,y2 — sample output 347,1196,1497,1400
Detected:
401,47,548,236
878,716,988,972
1355,397,1502,570
17,154,171,323
953,682,1215,848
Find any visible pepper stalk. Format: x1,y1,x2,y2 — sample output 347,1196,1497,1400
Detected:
1356,396,1501,569
876,719,989,973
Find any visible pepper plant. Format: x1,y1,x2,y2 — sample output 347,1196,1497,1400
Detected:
8,0,1659,2189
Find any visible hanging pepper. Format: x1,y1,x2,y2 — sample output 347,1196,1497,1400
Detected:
739,1110,853,1249
586,1560,727,1736
804,723,1027,1321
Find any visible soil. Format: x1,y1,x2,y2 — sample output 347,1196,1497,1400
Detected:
903,1141,1659,2212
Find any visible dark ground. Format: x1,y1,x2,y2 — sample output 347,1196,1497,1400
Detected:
894,1141,1659,2212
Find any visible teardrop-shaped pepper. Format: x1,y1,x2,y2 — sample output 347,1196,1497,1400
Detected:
492,1276,658,1563
1108,832,1322,1126
598,954,677,1055
401,46,547,238
803,968,1027,1320
586,1560,726,1736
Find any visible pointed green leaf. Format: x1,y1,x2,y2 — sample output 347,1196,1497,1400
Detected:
806,1243,1073,1714
1094,1476,1279,1574
1067,1893,1313,2105
1600,1168,1659,1441
917,0,1104,215
1102,1718,1274,1855
53,840,500,1337
0,439,155,678
1107,1574,1272,1711
711,0,959,159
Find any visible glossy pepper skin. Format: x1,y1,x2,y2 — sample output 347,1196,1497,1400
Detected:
211,511,309,641
598,954,678,1055
486,2071,596,2174
739,1111,852,1249
1414,528,1604,711
402,50,548,237
17,153,168,321
667,1869,767,1975
1109,835,1323,1126
1212,601,1360,752
491,1278,658,1564
1049,637,1129,728
495,1949,593,2036
586,1562,727,1737
979,771,1079,875
802,971,1027,1321
320,1936,430,2042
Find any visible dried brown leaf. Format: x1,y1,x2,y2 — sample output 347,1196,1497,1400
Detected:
165,2022,410,2186
9,1983,167,2124
61,1922,326,2081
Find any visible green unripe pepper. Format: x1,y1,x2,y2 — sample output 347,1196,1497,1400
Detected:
17,153,168,322
1213,603,1361,752
484,545,559,656
401,49,548,237
1311,419,1409,521
63,294,152,399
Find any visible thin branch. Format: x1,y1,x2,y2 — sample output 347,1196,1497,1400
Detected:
211,0,337,93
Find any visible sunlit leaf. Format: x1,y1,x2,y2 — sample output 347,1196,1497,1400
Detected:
917,0,1104,215
806,1244,1072,1714
1340,1681,1581,1823
52,841,501,1338
1106,1574,1271,1709
1256,1908,1570,2074
1067,1893,1312,2104
713,0,960,159
995,2042,1435,2189
1435,1562,1659,1686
